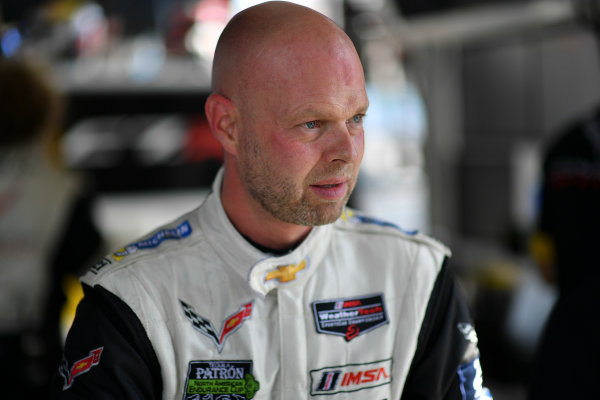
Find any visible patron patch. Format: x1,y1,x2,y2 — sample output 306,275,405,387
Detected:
310,359,392,396
59,347,103,390
183,360,260,400
312,294,388,341
180,300,253,353
112,220,192,261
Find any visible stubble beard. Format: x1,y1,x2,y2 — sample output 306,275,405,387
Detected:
239,135,355,226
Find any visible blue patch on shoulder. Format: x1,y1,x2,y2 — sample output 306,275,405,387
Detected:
112,220,192,260
352,214,418,236
458,358,493,400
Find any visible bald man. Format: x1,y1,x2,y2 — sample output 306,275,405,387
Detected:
54,2,491,399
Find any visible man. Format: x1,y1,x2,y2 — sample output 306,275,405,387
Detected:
54,2,492,399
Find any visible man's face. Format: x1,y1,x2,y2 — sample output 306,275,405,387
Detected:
236,39,368,226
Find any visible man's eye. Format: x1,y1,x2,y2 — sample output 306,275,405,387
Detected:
349,114,363,124
302,121,320,129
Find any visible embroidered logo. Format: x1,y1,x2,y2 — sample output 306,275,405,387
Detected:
457,322,479,343
341,209,418,235
458,357,493,400
310,359,392,395
89,257,112,275
313,294,388,341
112,220,192,261
180,300,253,353
183,360,260,400
59,347,104,390
265,259,306,283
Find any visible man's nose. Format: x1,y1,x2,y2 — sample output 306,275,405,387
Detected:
325,122,363,164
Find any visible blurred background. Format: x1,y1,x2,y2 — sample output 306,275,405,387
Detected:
1,0,598,397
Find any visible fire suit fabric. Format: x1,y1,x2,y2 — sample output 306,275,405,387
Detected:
53,169,488,400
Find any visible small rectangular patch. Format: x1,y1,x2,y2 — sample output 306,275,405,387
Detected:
183,360,260,400
312,294,388,341
90,257,112,274
310,359,392,396
112,220,191,260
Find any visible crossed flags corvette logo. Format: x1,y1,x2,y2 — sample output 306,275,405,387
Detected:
180,300,253,353
59,347,104,390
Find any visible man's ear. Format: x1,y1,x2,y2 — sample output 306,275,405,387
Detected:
205,93,239,156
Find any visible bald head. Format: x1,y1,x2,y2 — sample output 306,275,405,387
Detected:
205,1,368,246
211,1,361,100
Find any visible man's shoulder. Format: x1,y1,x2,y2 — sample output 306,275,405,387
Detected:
334,208,450,257
81,211,204,286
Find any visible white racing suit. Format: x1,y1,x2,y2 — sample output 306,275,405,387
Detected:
54,169,492,399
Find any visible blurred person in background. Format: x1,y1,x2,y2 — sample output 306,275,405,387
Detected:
528,110,600,399
529,2,600,397
0,58,102,396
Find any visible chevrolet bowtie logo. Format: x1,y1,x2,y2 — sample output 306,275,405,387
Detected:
265,260,307,283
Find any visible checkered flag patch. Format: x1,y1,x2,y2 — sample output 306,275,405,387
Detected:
179,299,222,350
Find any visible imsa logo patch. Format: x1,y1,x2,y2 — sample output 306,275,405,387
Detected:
312,294,388,341
310,359,392,395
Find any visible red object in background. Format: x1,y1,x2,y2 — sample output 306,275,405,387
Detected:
184,116,223,163
193,0,230,22
165,6,194,55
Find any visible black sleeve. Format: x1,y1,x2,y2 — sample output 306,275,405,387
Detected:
43,193,104,378
401,258,490,400
51,283,163,399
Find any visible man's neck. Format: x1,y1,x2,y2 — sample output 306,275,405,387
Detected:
242,234,296,255
220,167,312,251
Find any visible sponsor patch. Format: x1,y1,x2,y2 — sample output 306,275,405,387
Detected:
265,259,307,283
90,257,112,275
342,209,418,235
312,294,388,341
457,357,493,400
59,347,103,390
457,322,479,344
112,220,192,261
183,360,260,400
310,359,392,396
180,300,253,353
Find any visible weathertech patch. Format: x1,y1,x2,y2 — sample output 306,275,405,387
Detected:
183,360,260,400
310,359,392,395
312,294,388,341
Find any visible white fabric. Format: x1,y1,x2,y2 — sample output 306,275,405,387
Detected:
82,168,449,399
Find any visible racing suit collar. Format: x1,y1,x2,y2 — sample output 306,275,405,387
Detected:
200,167,333,297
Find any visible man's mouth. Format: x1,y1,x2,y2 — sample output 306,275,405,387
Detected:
310,180,348,200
